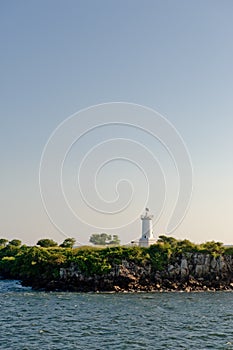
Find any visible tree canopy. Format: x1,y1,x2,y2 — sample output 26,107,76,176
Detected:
0,239,8,247
89,233,120,246
37,238,58,248
60,238,76,248
8,239,21,247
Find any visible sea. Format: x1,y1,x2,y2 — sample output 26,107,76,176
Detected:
1,279,233,349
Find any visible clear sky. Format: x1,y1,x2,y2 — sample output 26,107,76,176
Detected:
1,0,233,245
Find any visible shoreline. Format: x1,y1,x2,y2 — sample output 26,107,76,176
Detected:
1,244,233,293
9,279,233,293
2,276,233,293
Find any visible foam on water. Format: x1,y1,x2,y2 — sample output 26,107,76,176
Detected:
0,279,32,293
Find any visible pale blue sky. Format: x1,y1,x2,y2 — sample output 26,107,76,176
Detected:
1,0,233,244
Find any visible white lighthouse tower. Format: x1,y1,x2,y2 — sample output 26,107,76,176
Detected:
139,208,157,247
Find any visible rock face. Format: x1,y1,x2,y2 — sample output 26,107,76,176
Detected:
40,253,233,292
164,253,233,291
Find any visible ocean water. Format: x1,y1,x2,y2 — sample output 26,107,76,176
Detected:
1,280,233,349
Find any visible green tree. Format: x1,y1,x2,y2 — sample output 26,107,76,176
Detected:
148,243,172,270
89,233,112,245
0,238,8,247
175,239,199,253
158,235,177,247
200,241,224,254
60,238,76,248
37,238,58,248
109,235,120,245
8,239,21,247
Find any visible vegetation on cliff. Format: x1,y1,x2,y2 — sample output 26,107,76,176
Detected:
0,236,232,288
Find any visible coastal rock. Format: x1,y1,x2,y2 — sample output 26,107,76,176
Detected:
180,258,189,278
19,252,233,292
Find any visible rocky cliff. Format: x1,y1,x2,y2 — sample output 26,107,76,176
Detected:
43,253,233,292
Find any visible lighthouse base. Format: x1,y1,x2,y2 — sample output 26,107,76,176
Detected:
139,237,157,247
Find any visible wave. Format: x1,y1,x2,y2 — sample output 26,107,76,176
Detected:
0,279,32,293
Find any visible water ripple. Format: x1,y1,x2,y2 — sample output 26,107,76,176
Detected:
1,280,233,349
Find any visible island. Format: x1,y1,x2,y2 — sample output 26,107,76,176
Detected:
1,236,233,292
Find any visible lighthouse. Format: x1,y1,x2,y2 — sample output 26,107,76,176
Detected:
139,208,157,247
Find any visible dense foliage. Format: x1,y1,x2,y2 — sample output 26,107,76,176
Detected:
0,236,231,286
59,238,76,248
37,238,58,248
